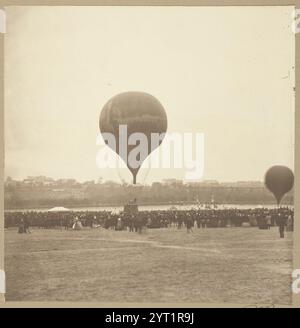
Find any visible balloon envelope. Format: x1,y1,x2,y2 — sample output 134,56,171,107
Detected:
264,165,294,205
99,92,167,184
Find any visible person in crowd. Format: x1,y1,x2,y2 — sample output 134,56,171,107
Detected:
266,214,272,230
186,214,193,233
18,218,25,234
276,212,287,238
23,216,31,234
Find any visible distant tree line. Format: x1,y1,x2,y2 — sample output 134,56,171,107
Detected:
4,177,293,209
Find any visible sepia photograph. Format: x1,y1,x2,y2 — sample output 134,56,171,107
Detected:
1,5,297,306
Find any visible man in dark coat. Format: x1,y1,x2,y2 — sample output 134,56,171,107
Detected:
276,212,287,238
24,216,31,233
186,214,193,233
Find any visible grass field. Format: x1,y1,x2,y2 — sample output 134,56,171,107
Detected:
5,226,293,304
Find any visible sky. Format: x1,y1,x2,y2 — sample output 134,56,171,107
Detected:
4,6,295,184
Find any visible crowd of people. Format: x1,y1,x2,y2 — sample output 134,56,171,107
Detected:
4,206,294,238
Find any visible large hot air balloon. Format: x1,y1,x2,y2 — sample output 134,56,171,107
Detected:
99,92,168,184
264,165,294,205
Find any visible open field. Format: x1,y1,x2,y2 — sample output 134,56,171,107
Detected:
5,226,292,304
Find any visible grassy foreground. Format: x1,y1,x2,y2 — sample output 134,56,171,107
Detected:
5,226,292,304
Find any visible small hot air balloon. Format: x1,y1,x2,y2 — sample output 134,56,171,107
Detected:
99,92,168,184
264,165,294,206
